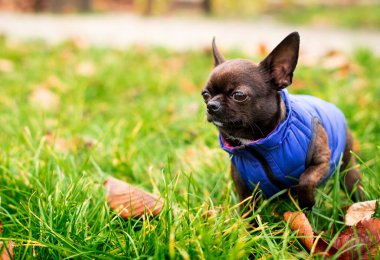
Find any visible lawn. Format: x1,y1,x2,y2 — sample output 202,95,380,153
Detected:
0,37,379,259
272,4,380,30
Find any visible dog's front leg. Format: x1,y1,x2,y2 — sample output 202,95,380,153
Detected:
298,122,331,210
231,163,257,215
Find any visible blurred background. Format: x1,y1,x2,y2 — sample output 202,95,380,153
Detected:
0,1,380,258
0,0,380,19
0,0,380,58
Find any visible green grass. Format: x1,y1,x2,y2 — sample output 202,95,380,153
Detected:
0,38,379,259
273,5,380,29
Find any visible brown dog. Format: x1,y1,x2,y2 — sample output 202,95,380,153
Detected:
202,32,362,210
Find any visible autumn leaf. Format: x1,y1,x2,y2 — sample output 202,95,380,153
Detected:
345,200,377,226
283,211,334,257
284,210,380,259
284,211,315,250
333,219,380,259
104,177,163,219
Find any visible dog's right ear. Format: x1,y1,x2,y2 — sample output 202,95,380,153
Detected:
259,32,300,90
212,37,225,67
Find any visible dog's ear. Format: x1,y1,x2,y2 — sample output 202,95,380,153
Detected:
259,32,300,90
212,37,225,67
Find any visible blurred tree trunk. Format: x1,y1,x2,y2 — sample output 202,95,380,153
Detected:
51,0,63,12
33,0,46,12
143,0,153,15
203,0,211,13
78,0,92,12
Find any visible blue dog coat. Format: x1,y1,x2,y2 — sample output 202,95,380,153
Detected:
220,90,347,198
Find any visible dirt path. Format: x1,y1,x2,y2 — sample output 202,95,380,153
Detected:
1,12,380,58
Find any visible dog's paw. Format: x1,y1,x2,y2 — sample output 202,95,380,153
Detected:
298,186,315,211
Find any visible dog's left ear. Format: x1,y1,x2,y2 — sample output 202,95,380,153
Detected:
212,37,225,67
259,32,300,90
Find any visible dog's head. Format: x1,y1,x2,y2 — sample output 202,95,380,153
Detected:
202,32,300,142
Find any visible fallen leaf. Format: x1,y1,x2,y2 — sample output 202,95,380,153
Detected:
29,87,60,110
285,211,380,259
104,177,163,219
283,212,334,258
345,200,377,226
284,211,314,250
333,219,380,259
283,212,335,257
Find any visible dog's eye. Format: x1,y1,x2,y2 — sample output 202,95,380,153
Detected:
232,92,247,102
202,91,211,100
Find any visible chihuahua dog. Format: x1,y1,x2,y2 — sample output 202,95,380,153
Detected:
202,32,362,210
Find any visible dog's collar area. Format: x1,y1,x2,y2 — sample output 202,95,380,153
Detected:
225,135,254,146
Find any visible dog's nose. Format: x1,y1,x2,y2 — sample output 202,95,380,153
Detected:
207,100,221,113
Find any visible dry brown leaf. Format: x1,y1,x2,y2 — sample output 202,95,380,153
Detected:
104,177,163,219
345,200,377,226
333,219,380,259
284,211,380,259
284,212,335,257
284,211,314,250
29,87,60,110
